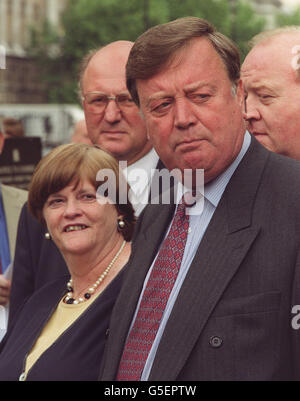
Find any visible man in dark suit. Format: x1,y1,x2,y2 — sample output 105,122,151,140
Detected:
8,41,159,324
0,131,28,299
0,129,27,339
100,17,300,381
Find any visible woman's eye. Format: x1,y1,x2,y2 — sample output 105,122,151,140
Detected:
81,193,96,201
48,198,64,207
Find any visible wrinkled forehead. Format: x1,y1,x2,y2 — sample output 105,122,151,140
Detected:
82,55,128,94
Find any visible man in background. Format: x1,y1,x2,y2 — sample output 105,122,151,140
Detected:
7,41,160,324
70,119,92,145
2,118,24,139
0,129,10,308
0,129,27,339
79,41,160,216
242,27,300,160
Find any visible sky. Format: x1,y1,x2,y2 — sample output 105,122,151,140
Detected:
281,0,300,11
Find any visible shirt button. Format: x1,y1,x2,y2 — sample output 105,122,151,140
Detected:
19,372,27,381
188,227,192,234
105,328,110,338
209,336,223,348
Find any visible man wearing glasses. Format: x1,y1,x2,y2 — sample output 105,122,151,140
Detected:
6,41,160,325
79,41,159,216
80,41,153,167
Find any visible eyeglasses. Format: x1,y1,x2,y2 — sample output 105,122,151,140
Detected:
83,92,135,114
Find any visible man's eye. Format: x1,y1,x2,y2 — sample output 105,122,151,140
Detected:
117,96,134,106
151,100,173,114
92,96,106,104
189,93,211,102
259,94,272,99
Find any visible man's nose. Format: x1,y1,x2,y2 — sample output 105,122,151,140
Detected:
243,99,261,121
104,99,122,124
174,98,197,129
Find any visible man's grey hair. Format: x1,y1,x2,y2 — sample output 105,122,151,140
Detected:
77,48,102,103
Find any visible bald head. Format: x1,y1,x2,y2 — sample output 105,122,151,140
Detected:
246,30,300,75
249,26,300,48
80,40,152,165
93,40,133,65
242,30,300,160
80,41,134,96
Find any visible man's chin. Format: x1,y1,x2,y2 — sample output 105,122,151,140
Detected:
253,134,275,152
95,140,129,158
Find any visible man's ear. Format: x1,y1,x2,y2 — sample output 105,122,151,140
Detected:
0,132,4,154
236,79,244,108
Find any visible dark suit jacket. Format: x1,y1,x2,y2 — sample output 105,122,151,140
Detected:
100,137,300,381
1,184,27,261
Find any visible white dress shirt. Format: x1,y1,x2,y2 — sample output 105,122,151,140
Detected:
122,148,159,217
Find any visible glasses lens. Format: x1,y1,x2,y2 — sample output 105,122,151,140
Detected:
85,93,108,113
116,95,134,109
84,93,134,113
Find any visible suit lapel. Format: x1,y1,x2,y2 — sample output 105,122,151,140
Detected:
1,184,28,259
149,138,270,380
149,205,260,380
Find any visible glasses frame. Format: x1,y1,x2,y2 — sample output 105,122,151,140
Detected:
82,91,135,114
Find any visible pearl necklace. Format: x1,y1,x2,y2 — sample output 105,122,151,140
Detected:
64,240,126,305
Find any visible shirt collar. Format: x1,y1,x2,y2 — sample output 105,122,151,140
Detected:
176,131,251,208
127,148,159,175
123,148,159,195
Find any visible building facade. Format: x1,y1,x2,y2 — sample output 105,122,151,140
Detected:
250,0,283,28
0,0,67,104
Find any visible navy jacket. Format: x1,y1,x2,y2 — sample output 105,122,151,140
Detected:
0,270,124,381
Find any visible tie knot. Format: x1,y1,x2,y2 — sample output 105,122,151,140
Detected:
181,191,201,208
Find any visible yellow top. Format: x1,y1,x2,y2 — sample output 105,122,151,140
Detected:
24,292,101,378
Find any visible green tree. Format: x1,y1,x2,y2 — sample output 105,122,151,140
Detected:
30,0,266,103
229,1,265,59
276,7,300,26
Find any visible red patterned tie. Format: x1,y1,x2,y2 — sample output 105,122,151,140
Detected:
117,200,189,381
